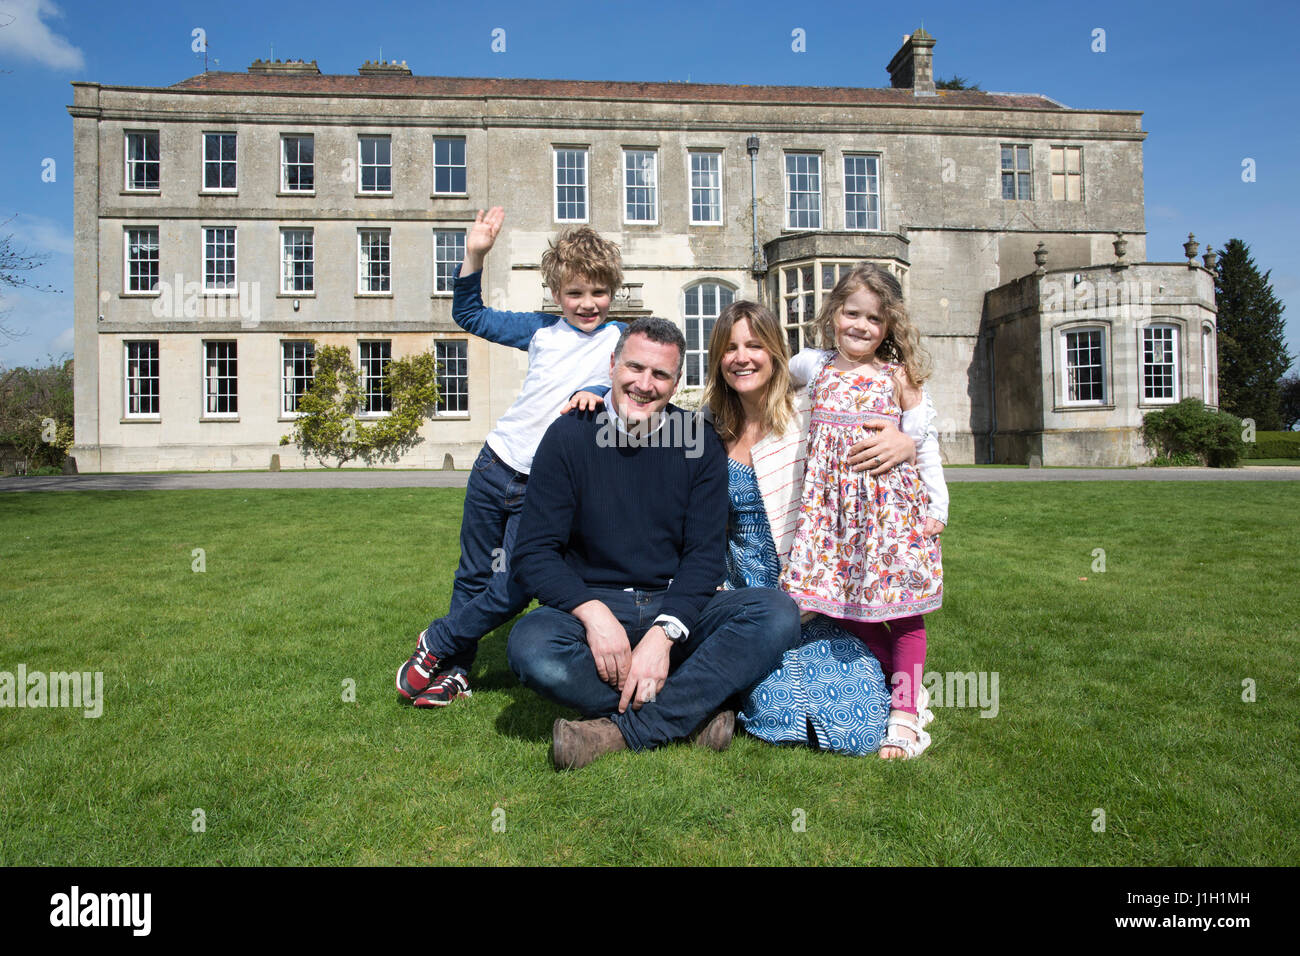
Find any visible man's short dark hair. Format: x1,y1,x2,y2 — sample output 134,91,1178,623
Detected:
614,317,687,379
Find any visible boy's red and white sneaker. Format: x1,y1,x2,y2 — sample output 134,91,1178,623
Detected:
395,629,442,702
413,672,471,708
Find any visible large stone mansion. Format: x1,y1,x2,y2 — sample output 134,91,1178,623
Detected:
68,29,1218,470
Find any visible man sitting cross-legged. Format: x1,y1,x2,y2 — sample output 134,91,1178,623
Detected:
508,317,801,770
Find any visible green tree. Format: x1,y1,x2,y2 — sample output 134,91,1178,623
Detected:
1214,238,1291,431
936,75,981,91
279,344,441,467
0,358,74,469
1280,373,1300,431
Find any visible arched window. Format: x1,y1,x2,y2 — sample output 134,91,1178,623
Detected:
682,281,735,386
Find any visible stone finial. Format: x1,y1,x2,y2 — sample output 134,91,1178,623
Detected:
1113,231,1128,268
887,30,937,96
1033,241,1049,276
1202,245,1218,271
1183,232,1199,265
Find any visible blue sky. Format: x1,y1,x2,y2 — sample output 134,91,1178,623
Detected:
1,0,1297,369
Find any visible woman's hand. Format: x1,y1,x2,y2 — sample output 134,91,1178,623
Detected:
923,518,946,537
848,421,917,476
559,390,606,415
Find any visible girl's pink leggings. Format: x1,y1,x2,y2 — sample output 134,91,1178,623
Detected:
833,615,927,715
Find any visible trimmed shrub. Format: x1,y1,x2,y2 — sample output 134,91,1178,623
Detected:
1243,430,1300,459
1141,398,1248,468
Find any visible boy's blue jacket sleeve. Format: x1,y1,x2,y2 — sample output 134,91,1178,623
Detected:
452,266,554,350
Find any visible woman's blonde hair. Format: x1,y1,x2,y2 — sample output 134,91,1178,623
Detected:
702,300,795,445
809,262,931,386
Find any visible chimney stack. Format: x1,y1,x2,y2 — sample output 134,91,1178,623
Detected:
248,59,321,75
887,28,936,96
359,60,412,76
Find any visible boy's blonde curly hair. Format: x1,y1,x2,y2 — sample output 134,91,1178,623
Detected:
540,227,624,295
809,262,931,386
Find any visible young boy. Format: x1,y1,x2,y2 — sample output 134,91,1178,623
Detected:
396,206,625,707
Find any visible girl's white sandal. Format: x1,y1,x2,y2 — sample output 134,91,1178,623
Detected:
880,709,932,759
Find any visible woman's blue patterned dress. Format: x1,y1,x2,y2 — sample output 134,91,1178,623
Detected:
726,458,891,755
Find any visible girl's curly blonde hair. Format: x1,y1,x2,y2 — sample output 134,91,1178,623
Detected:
809,262,931,386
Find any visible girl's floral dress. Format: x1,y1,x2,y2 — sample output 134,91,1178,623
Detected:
780,355,943,621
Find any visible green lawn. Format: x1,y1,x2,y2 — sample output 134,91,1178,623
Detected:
1,483,1297,865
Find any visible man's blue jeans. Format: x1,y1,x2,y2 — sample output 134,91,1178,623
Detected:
506,586,800,751
424,443,532,674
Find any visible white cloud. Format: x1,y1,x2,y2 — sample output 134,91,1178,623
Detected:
7,212,73,257
0,0,86,71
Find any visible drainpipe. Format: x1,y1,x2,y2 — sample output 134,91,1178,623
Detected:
747,135,766,300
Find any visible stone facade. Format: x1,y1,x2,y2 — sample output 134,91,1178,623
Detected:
67,32,1214,470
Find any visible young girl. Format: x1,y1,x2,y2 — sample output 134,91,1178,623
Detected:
781,263,948,759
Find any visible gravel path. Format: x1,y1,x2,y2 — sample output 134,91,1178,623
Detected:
4,464,1298,492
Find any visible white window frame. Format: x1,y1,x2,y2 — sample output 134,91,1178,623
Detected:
123,226,159,295
281,134,315,193
1001,144,1032,200
358,135,392,194
281,340,315,417
623,149,658,225
1059,325,1108,407
843,153,882,231
124,340,160,419
553,147,589,223
359,340,393,416
124,131,160,191
433,229,466,295
1050,145,1083,202
202,132,237,192
202,340,238,418
357,230,391,295
281,228,314,295
682,280,736,387
1141,323,1180,404
784,152,822,230
203,226,237,294
435,339,470,416
1201,324,1216,406
688,150,723,225
433,136,467,195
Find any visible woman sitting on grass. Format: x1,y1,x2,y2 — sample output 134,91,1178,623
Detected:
701,300,928,755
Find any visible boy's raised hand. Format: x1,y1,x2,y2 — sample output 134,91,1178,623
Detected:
462,206,505,274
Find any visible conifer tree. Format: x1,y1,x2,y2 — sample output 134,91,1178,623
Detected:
1214,238,1291,430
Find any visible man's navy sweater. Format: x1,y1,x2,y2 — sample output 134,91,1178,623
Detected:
511,406,728,632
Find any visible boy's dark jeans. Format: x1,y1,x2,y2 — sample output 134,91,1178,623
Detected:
424,443,531,675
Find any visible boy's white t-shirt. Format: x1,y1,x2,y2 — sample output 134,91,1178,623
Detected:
451,266,621,475
487,321,622,474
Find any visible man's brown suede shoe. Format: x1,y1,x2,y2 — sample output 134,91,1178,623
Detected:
552,717,628,770
691,710,735,751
